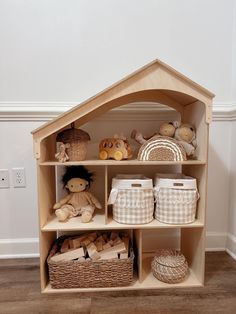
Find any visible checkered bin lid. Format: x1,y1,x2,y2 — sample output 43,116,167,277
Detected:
108,174,153,205
154,173,197,190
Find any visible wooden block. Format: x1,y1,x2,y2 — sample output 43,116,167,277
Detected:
100,242,126,258
81,238,91,246
113,237,122,246
122,236,129,252
96,236,106,245
69,239,75,249
86,243,97,258
60,239,70,253
95,241,103,252
119,252,128,259
91,251,101,261
99,251,118,260
72,237,82,248
87,232,97,242
102,242,111,250
50,247,85,262
102,233,108,242
110,231,119,241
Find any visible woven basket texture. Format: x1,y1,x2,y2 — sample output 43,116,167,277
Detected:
66,141,88,161
151,249,189,284
113,189,154,224
47,243,134,289
56,128,90,142
56,127,90,161
138,136,187,161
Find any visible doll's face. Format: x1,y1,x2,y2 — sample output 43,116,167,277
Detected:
65,178,88,192
159,122,176,137
178,125,195,143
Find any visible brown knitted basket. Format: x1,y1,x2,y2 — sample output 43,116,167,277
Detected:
151,249,189,284
138,136,187,161
56,125,90,161
47,241,134,289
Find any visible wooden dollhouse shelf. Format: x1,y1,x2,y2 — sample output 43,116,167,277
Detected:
41,214,204,231
32,59,214,293
39,160,206,166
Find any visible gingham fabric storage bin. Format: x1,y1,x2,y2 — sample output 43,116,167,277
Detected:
108,174,154,224
154,173,199,224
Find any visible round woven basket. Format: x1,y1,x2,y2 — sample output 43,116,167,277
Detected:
56,125,90,161
151,249,189,284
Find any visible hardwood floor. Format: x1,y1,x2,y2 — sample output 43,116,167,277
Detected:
0,252,235,314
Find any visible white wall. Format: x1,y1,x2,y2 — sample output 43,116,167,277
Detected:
0,0,235,103
0,0,235,257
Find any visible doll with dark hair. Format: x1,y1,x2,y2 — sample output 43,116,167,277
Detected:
53,166,102,223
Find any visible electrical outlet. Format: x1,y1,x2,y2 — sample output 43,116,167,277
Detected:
12,167,26,188
0,169,10,188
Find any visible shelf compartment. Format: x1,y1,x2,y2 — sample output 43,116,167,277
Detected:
41,214,204,231
43,266,202,293
140,252,202,289
39,160,207,166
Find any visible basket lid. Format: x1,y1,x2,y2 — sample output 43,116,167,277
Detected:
56,125,91,143
153,249,186,268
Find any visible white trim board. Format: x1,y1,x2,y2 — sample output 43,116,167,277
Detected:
0,237,39,259
1,232,235,260
0,102,235,121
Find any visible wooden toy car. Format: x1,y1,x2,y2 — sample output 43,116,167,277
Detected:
99,138,133,161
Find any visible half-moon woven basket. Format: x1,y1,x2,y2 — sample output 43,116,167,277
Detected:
151,249,189,284
138,136,187,161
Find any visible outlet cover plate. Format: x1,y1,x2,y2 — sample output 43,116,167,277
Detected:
0,169,10,188
12,167,26,188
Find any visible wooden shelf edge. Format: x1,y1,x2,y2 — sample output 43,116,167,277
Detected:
39,160,207,166
42,269,203,294
41,214,204,232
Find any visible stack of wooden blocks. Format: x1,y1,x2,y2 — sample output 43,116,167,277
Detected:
50,231,130,262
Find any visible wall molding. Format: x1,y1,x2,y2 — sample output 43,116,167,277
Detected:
1,232,235,260
226,233,236,260
0,101,236,121
0,237,39,259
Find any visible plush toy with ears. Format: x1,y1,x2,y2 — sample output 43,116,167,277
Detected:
53,166,102,223
174,122,197,156
159,121,178,137
131,121,177,145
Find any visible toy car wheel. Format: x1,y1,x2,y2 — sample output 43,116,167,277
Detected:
114,151,123,161
99,150,108,160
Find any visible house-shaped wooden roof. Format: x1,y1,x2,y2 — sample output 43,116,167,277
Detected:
32,59,214,159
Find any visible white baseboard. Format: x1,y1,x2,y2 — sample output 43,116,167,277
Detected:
0,238,39,259
205,232,227,251
226,233,236,260
0,232,235,260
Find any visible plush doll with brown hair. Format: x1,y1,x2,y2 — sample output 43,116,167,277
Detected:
53,166,102,223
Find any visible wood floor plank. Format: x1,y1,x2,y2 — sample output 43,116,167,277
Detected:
0,252,235,314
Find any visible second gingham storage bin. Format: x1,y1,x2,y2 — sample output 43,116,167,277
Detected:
108,174,154,224
154,173,199,224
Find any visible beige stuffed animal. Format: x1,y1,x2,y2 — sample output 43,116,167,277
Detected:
53,166,102,223
131,121,177,145
174,122,197,156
